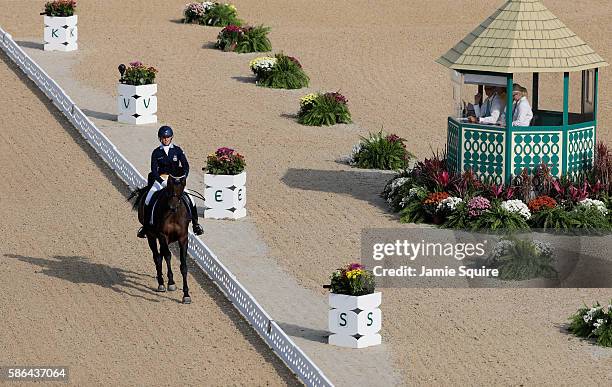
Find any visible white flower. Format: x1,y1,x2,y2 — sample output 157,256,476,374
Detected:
490,239,515,260
501,199,531,220
437,196,463,213
202,1,215,11
249,57,277,74
408,187,420,198
533,240,553,257
399,196,411,209
578,198,608,215
348,143,362,166
584,314,592,322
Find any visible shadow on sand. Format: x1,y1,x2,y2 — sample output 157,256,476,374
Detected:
16,40,44,50
281,167,394,211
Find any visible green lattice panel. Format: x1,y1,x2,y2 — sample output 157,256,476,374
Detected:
567,126,595,178
511,132,563,177
447,120,460,174
462,128,505,184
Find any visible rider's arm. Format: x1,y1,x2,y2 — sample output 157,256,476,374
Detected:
179,148,190,177
151,149,163,184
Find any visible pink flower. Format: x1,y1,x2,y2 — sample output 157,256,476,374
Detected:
129,60,143,67
467,196,490,217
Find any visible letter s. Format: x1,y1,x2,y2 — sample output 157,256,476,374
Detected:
339,313,347,327
367,312,374,326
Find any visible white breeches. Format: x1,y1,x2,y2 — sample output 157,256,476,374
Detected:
145,181,164,205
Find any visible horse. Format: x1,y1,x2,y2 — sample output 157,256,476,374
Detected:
128,174,192,304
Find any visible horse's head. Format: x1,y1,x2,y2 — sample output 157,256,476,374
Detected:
166,175,186,212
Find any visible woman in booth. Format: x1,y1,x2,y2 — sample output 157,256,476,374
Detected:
498,84,533,127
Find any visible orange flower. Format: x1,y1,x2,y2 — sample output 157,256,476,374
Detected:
528,196,557,212
423,192,450,205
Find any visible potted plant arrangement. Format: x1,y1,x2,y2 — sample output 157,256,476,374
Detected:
183,2,242,26
348,131,413,170
117,61,158,125
215,25,272,53
202,147,246,219
41,0,77,51
297,92,352,126
568,301,612,347
249,54,309,89
324,263,381,348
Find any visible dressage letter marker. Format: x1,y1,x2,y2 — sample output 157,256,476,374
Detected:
204,172,247,219
328,292,382,348
117,83,157,125
43,15,78,52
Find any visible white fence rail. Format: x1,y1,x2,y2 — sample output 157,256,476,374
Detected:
0,27,333,387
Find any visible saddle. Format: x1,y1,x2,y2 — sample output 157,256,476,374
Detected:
146,189,193,225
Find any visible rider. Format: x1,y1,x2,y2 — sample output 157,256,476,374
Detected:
137,125,204,238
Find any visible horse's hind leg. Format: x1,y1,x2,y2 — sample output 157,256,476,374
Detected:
147,235,165,292
179,238,190,304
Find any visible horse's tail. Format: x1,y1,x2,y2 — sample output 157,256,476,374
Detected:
127,186,148,210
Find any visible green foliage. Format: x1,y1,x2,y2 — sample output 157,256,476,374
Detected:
235,25,272,53
352,131,413,171
203,4,242,27
569,206,610,232
257,54,309,89
399,188,428,224
471,203,530,232
568,302,612,347
486,238,556,281
329,264,375,296
529,206,579,231
44,0,76,17
442,202,470,229
297,93,352,126
216,25,272,53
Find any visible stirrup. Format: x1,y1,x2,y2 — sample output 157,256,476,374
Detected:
192,224,204,235
137,226,147,239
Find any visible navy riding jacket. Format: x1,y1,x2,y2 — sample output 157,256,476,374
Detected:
151,144,189,184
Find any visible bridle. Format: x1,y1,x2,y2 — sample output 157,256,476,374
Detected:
164,174,186,212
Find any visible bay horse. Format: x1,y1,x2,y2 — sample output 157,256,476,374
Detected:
128,174,192,304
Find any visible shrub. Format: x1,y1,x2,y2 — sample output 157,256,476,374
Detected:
202,2,242,26
500,199,531,220
118,61,157,86
327,263,375,296
529,206,579,231
350,131,413,170
569,205,610,232
467,196,490,218
381,174,414,211
297,92,352,126
471,202,530,231
442,201,470,229
204,147,245,175
43,0,76,17
249,56,277,77
254,53,309,89
568,301,612,347
399,187,428,223
215,25,272,53
486,238,556,280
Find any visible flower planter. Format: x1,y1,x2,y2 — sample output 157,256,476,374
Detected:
117,83,157,125
204,171,246,219
43,15,78,52
328,292,382,348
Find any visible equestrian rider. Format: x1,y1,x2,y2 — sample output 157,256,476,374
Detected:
137,125,204,238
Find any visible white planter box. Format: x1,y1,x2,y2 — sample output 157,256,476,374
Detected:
117,83,157,125
204,171,246,219
44,15,78,52
328,292,382,348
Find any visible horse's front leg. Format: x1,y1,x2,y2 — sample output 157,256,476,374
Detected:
147,235,165,292
179,237,190,304
163,243,176,291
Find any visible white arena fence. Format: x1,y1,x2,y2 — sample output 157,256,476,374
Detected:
0,26,333,387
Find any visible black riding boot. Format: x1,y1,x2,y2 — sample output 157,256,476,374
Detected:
137,203,151,238
191,202,204,235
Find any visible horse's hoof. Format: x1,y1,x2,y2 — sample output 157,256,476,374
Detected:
168,284,177,291
157,284,166,292
182,296,191,304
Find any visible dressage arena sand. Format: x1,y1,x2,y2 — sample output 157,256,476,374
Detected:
0,58,296,385
1,0,612,384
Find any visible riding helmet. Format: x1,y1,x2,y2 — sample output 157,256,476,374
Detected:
158,125,174,138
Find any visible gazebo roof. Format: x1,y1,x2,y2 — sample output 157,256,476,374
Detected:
437,0,608,74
